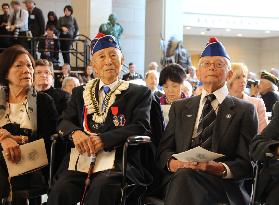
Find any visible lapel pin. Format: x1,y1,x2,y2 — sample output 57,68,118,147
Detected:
226,114,231,119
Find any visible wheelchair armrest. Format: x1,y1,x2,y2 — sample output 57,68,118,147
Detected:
126,135,151,146
121,136,152,204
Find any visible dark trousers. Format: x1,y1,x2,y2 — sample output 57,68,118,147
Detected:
47,155,122,205
0,153,46,205
59,33,73,64
164,168,248,205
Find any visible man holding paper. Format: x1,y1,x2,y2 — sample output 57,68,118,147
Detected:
47,33,152,205
159,37,258,205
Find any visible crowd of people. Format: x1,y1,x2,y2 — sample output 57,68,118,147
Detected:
0,0,79,65
1,2,279,205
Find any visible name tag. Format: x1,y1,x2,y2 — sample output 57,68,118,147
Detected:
30,14,35,19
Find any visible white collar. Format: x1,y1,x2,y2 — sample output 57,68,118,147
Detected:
98,79,119,91
201,84,228,104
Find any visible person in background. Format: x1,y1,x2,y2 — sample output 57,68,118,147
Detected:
0,3,11,52
6,0,29,49
182,80,193,97
61,76,80,94
78,64,94,85
159,63,187,105
34,59,70,115
0,45,57,204
57,5,79,64
46,11,58,35
122,62,143,81
159,37,257,205
250,101,279,205
148,61,159,71
55,63,77,88
145,70,163,97
38,25,60,65
23,0,45,38
228,63,267,133
258,71,279,112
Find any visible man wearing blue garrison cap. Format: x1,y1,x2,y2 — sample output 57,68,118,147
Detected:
47,33,153,205
159,37,257,204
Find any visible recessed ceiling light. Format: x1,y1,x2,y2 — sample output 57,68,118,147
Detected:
186,26,191,30
226,28,231,32
265,30,271,33
200,32,205,35
237,33,242,37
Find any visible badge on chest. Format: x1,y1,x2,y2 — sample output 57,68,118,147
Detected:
111,106,126,127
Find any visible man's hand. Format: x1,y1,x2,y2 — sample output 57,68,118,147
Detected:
168,158,199,172
196,161,226,177
89,136,104,153
72,130,95,156
168,159,226,177
1,137,21,163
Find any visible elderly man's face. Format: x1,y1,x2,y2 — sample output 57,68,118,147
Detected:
197,56,231,92
91,47,123,84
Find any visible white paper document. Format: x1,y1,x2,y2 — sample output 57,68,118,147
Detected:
3,138,48,177
172,146,224,162
68,148,115,173
161,105,171,124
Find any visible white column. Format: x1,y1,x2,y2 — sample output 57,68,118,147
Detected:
112,0,146,75
145,0,184,71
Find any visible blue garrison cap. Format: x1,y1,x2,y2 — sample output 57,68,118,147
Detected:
91,33,121,55
201,37,230,60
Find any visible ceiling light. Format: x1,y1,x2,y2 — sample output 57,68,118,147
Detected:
226,28,231,32
265,30,271,33
200,32,205,35
237,33,242,37
186,26,191,30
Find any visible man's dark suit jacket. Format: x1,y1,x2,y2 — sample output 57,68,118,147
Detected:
28,7,45,37
250,101,279,201
159,95,258,200
43,86,70,115
261,91,279,112
57,81,153,185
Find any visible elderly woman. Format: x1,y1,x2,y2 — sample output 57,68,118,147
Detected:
61,76,80,94
0,45,57,203
228,63,267,133
159,63,187,105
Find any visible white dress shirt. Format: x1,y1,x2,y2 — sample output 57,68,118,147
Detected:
192,84,233,178
98,79,120,109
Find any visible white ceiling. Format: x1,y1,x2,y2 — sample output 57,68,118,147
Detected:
183,27,279,38
182,0,279,38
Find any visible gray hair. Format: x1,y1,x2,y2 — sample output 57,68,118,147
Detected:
61,76,80,89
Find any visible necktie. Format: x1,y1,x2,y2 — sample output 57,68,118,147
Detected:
191,94,216,148
101,86,111,111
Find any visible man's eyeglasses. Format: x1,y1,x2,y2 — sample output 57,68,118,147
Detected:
200,60,227,69
35,71,52,76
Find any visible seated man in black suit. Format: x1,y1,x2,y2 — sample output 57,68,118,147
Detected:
159,37,258,205
47,33,152,205
250,101,279,205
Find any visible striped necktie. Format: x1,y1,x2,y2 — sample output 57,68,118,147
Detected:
191,94,216,148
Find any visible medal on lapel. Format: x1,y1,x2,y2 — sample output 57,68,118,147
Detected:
111,106,126,127
111,106,119,127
